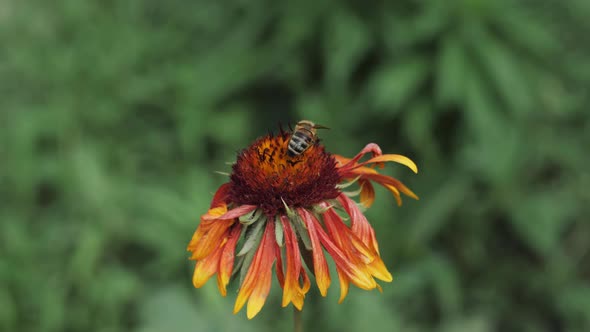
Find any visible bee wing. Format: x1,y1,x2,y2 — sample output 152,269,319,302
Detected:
313,124,330,130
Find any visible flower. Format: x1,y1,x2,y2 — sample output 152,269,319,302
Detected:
187,127,418,319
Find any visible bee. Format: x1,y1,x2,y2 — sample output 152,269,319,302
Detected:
287,120,329,157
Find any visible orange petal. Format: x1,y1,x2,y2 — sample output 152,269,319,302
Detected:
366,256,393,282
187,223,208,250
246,223,275,319
234,249,261,313
290,267,311,310
280,216,304,307
337,269,350,304
247,263,273,319
190,220,234,260
234,222,276,319
383,184,402,206
217,226,241,296
308,209,376,290
343,166,379,177
323,207,374,264
301,267,311,293
188,204,230,248
298,208,331,296
233,285,252,316
333,154,351,166
318,233,375,290
387,178,419,201
201,204,229,221
359,179,375,208
193,244,224,288
337,194,380,254
365,173,419,200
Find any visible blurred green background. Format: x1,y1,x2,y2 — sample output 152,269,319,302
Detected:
1,0,589,331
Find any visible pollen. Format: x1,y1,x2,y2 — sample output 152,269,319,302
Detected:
228,132,341,216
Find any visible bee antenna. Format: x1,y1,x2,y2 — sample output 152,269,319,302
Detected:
278,121,285,135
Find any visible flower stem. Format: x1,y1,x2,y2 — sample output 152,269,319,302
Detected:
293,307,303,332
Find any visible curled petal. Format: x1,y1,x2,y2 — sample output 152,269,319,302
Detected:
347,143,383,165
188,129,420,318
360,154,418,173
359,179,375,208
335,143,418,206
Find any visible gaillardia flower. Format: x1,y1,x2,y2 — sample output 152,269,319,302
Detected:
187,125,418,319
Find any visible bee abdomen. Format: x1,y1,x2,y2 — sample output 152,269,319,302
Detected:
288,131,313,156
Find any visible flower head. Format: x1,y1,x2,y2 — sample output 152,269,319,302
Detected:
187,125,418,319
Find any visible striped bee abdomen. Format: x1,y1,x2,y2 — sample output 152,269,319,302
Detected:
287,130,314,157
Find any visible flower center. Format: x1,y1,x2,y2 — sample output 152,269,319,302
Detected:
228,132,341,216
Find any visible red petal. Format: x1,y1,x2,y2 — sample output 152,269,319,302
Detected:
210,183,231,208
207,204,257,221
275,241,285,287
347,143,383,165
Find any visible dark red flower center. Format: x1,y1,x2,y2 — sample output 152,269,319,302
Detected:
228,132,341,216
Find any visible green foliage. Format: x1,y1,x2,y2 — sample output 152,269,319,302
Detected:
1,0,589,331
